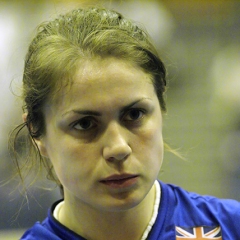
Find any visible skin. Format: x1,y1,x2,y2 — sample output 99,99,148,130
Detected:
35,57,164,240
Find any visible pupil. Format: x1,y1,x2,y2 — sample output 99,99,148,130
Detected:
80,119,91,129
130,110,140,120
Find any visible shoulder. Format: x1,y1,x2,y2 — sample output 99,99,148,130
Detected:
20,201,62,240
20,200,86,240
158,181,240,238
161,181,240,216
164,181,239,210
20,221,61,240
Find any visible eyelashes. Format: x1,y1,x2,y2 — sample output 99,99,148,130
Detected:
70,108,146,131
122,108,145,122
71,117,98,131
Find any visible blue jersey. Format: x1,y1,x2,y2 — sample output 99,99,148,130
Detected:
21,181,240,239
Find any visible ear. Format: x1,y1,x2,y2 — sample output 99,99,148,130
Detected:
22,112,28,122
34,138,49,158
22,113,49,158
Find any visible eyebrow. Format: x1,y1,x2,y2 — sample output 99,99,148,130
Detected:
63,110,102,117
62,98,150,117
120,98,149,113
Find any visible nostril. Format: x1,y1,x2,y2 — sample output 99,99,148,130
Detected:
102,123,132,161
103,145,132,162
110,153,130,162
106,157,114,162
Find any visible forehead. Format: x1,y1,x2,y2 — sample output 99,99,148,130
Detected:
76,57,150,83
51,57,154,109
63,57,152,91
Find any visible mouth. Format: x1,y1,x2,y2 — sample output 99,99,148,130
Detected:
100,174,139,189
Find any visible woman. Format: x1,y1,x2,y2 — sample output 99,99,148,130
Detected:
12,7,239,240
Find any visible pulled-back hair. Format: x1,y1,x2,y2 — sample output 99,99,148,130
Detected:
11,7,167,187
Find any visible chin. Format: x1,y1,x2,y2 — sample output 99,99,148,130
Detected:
99,192,147,213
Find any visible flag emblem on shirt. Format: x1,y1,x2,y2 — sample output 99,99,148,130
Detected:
176,226,222,239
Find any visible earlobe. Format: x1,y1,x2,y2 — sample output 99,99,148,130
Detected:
22,112,27,122
22,113,49,158
34,138,49,158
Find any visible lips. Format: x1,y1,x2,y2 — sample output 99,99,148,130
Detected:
100,174,139,188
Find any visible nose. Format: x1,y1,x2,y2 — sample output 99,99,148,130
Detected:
102,122,132,162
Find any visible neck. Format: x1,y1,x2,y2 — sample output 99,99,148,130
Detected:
59,183,156,240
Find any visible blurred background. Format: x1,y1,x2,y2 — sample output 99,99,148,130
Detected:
0,0,239,238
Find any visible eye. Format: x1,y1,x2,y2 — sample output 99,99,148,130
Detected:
124,109,145,121
71,118,96,130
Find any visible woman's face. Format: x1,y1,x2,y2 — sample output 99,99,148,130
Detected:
37,57,164,212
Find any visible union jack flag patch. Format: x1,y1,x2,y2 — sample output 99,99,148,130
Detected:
175,226,222,239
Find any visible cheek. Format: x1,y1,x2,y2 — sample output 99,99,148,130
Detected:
135,124,163,157
137,117,164,163
140,115,163,145
46,139,95,184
